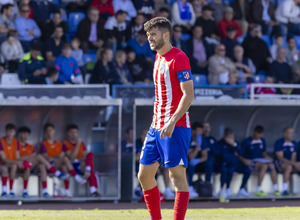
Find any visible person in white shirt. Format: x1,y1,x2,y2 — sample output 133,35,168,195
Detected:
172,0,196,30
112,0,137,21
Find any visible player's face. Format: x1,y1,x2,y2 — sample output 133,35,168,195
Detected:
147,27,166,51
284,128,294,140
45,127,55,139
203,123,211,136
6,129,15,139
254,132,263,139
18,132,29,143
68,129,79,141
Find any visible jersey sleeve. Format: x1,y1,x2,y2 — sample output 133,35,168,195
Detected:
62,143,68,152
274,140,282,152
0,141,3,151
174,53,192,83
82,142,87,151
39,144,46,154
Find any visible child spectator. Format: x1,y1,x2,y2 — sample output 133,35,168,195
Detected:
70,38,86,78
113,50,132,84
43,67,59,85
255,76,276,95
269,34,284,61
286,36,298,66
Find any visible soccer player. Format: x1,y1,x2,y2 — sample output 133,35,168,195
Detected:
62,124,100,197
241,125,280,196
138,17,194,220
40,123,86,198
17,126,69,198
274,127,300,196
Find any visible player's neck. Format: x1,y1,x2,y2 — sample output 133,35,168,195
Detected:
19,141,26,146
46,138,54,143
156,42,173,56
5,137,13,144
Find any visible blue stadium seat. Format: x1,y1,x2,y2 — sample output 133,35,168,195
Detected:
68,12,85,35
261,35,271,47
181,33,191,41
193,74,208,86
83,54,97,64
237,34,246,44
294,36,300,49
88,49,97,54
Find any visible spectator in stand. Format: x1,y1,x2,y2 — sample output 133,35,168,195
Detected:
64,0,90,13
269,34,284,61
269,47,292,83
15,4,41,52
192,0,208,18
208,0,227,23
130,13,146,39
18,43,46,84
230,0,250,35
171,0,196,31
195,5,219,40
242,25,271,72
42,12,68,41
227,71,239,85
114,50,132,84
291,51,300,83
112,0,137,21
221,25,238,59
18,0,33,19
251,0,279,36
122,127,133,152
255,75,276,94
208,44,237,85
91,0,115,24
157,7,170,19
127,29,154,62
286,36,298,66
274,127,300,196
105,10,130,50
172,24,186,51
232,45,256,84
77,7,107,54
44,26,65,67
184,25,212,74
125,47,152,84
218,6,243,40
1,30,24,73
135,0,155,20
43,67,59,85
89,47,116,84
70,38,86,78
0,4,15,44
55,43,83,84
275,0,300,35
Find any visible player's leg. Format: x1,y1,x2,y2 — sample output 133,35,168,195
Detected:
267,162,279,195
63,156,86,184
0,165,8,197
281,163,292,195
220,163,228,195
37,164,50,197
8,164,17,197
205,156,214,183
22,166,31,197
187,161,200,198
35,155,69,179
163,167,174,199
253,162,268,196
82,152,99,197
292,162,300,172
60,164,72,198
236,163,251,197
226,164,235,196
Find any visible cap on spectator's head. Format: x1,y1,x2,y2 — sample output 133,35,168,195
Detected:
17,126,31,134
7,30,17,39
116,10,128,16
226,25,236,32
202,5,214,12
31,43,42,52
223,6,234,14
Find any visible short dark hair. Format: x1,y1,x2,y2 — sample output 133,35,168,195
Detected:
287,35,295,42
62,43,72,50
66,124,79,132
138,29,146,36
71,37,80,44
1,3,13,14
47,67,58,77
191,122,203,130
224,127,234,137
254,125,264,134
274,33,283,40
87,6,98,15
173,24,182,31
7,30,18,39
158,7,170,14
5,123,16,131
144,17,172,40
136,12,146,18
17,126,31,134
124,46,135,54
44,123,55,132
54,25,63,31
116,10,128,17
31,43,42,52
125,127,133,134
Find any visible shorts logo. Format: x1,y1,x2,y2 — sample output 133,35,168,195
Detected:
183,71,190,79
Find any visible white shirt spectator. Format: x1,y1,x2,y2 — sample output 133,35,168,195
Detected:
275,0,300,24
172,0,196,26
1,40,24,62
104,16,127,32
113,0,137,20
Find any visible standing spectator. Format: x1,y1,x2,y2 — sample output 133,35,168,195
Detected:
269,47,292,83
0,4,15,44
1,30,24,73
54,43,83,84
286,36,298,66
208,0,227,23
172,24,186,51
112,0,137,21
91,0,115,24
77,7,107,54
171,0,196,31
192,0,208,18
269,34,284,61
221,25,239,59
184,25,212,74
242,25,271,72
42,12,68,41
218,6,243,40
15,4,41,52
157,7,170,19
135,0,155,20
130,13,146,39
71,38,86,78
113,50,132,84
232,45,256,84
291,51,300,83
208,44,237,85
230,0,251,34
18,43,46,84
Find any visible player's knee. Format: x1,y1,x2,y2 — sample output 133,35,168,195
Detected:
137,170,147,184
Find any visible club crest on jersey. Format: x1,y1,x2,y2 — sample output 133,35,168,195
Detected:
183,71,190,79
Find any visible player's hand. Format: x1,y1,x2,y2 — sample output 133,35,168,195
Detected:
159,121,175,139
244,159,252,166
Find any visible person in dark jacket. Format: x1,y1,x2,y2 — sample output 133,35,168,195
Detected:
230,0,251,34
77,7,107,53
171,24,186,51
42,12,68,41
221,25,239,59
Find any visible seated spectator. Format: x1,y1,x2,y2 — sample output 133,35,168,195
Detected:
127,29,153,62
43,67,59,85
44,26,65,67
269,34,284,61
195,5,219,40
218,6,242,40
187,122,208,199
114,50,132,84
135,0,155,20
18,43,46,84
292,51,300,83
0,4,15,44
91,0,115,24
18,0,33,19
77,7,107,54
232,45,256,84
242,25,271,72
255,75,276,94
64,0,90,13
1,30,24,73
125,47,152,84
172,24,186,51
241,126,280,197
184,25,212,74
130,13,146,39
192,0,208,18
221,25,238,59
230,0,251,34
122,127,133,152
208,0,227,23
42,12,68,41
112,0,137,21
251,0,279,36
269,47,292,83
286,36,298,66
105,10,130,50
227,71,239,85
157,7,170,18
274,127,300,196
70,38,86,78
208,44,237,85
89,47,116,84
171,0,196,31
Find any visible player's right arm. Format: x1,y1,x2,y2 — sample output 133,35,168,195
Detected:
275,151,293,164
0,151,18,165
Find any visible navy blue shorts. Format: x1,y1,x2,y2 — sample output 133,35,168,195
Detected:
140,126,191,168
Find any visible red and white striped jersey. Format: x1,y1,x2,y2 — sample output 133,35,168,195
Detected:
151,47,192,129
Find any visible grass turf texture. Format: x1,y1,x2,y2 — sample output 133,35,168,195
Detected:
0,207,299,219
